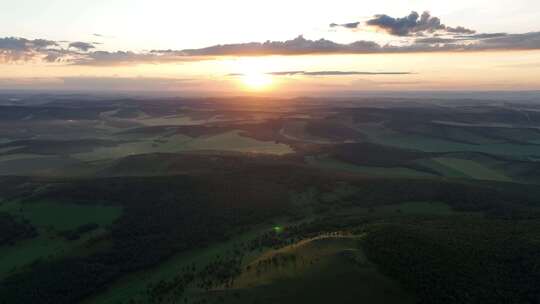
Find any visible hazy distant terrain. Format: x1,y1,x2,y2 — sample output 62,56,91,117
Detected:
1,93,540,304
3,93,540,181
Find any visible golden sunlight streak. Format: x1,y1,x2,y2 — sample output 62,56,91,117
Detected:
241,72,273,90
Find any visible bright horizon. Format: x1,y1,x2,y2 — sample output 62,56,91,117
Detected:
1,0,540,93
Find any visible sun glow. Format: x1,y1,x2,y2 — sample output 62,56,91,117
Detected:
241,72,273,90
231,58,277,91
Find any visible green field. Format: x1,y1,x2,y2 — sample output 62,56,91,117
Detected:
3,96,540,303
74,131,293,161
431,157,511,182
0,201,122,278
137,114,226,127
359,125,540,159
280,120,333,144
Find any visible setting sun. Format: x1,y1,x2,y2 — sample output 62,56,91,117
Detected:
241,72,273,90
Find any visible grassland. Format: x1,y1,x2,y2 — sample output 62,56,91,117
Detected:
213,235,415,304
74,131,293,161
136,114,226,127
0,201,122,279
358,125,540,159
431,157,511,182
279,120,334,144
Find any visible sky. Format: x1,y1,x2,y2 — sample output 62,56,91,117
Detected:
1,0,540,93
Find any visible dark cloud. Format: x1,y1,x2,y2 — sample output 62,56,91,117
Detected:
367,11,429,36
179,32,540,57
475,31,540,50
466,33,508,39
31,39,58,48
2,29,540,66
333,11,475,37
415,37,461,44
0,37,58,62
445,26,475,35
68,41,95,52
0,37,57,51
330,22,360,29
180,35,380,56
0,37,97,64
407,31,540,51
42,49,73,63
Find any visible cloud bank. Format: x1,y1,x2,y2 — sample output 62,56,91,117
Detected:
0,37,58,62
1,10,540,66
3,32,540,66
178,32,540,56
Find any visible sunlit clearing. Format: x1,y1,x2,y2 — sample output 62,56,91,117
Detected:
241,72,273,90
273,226,284,234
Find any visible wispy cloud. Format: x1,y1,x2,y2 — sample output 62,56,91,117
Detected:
68,41,96,52
330,22,360,29
229,70,412,76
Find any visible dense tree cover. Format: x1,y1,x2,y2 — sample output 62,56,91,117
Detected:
327,143,441,175
308,178,540,219
0,175,288,304
0,176,41,201
0,212,37,246
0,139,126,155
330,143,432,167
0,105,112,121
363,218,540,304
58,223,99,241
226,214,540,304
304,120,364,141
1,160,540,303
43,150,540,216
5,93,540,304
